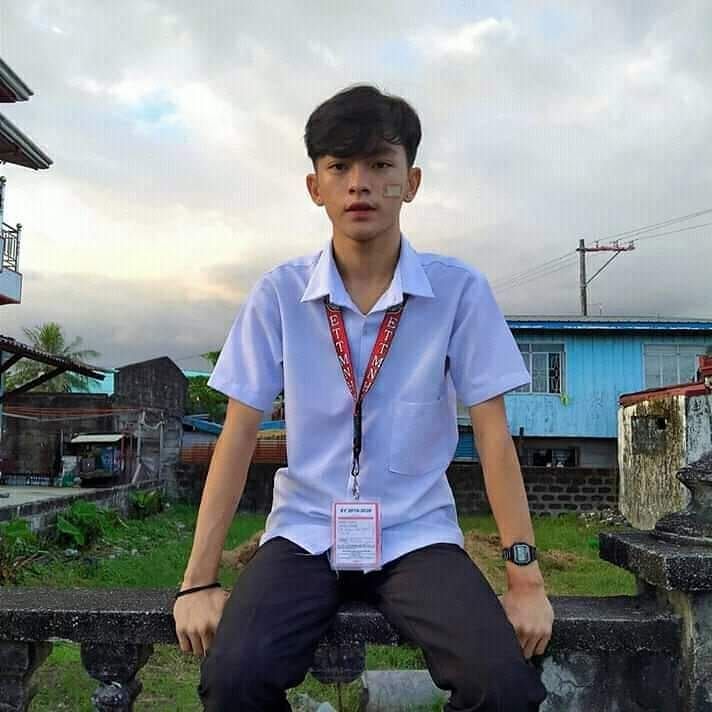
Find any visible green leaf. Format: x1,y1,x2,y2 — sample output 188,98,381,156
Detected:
56,515,85,546
1,518,35,543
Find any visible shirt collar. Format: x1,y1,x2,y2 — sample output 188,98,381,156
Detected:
300,233,434,310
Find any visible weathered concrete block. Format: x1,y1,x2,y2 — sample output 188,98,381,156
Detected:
311,641,366,684
540,651,677,711
0,640,52,712
361,670,448,711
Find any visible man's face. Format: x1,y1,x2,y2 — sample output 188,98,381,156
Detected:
306,141,420,242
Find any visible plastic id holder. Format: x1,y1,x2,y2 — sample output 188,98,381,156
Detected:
330,500,382,572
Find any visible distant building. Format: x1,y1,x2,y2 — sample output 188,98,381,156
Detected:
0,55,53,305
455,316,712,468
2,357,187,497
0,56,103,462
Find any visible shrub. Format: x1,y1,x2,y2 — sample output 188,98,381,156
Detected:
55,500,114,550
128,488,164,519
0,517,45,584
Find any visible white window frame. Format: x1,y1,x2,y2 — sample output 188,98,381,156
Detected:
512,341,565,395
643,343,709,389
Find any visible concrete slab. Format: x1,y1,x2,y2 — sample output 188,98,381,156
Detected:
0,486,98,508
361,670,448,711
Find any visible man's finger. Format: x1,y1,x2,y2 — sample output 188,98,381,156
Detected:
534,634,550,657
201,629,215,656
188,632,204,657
176,631,192,654
523,635,538,659
515,630,528,656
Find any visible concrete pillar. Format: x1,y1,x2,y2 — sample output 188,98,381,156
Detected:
600,450,712,710
80,641,153,711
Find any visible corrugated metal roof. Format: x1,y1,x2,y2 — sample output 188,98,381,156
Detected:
0,334,106,381
0,112,52,169
507,315,712,332
70,434,124,444
0,57,32,102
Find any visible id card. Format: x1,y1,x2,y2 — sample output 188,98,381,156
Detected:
330,500,382,571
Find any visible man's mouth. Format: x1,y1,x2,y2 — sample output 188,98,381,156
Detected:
346,203,376,212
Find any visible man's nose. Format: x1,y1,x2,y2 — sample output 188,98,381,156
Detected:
348,164,371,193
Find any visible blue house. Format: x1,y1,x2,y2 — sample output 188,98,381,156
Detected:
456,316,712,468
74,319,712,470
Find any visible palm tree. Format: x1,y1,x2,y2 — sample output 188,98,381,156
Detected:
203,350,220,367
4,322,101,393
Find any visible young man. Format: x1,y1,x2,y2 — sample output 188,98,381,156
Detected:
174,84,553,711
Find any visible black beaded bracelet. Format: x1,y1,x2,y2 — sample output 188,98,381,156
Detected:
174,582,221,600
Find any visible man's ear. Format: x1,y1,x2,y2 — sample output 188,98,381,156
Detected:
404,166,422,202
306,173,323,206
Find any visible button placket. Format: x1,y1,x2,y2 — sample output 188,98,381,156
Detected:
356,315,369,386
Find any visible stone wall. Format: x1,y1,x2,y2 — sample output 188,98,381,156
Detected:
448,463,618,515
113,357,187,415
0,393,114,474
175,460,619,516
112,357,187,499
0,478,165,535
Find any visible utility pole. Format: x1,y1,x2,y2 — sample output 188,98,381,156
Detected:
577,239,636,316
578,239,587,316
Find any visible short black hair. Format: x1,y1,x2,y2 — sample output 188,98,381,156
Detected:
304,84,422,168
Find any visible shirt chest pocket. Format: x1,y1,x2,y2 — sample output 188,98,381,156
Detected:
388,397,457,476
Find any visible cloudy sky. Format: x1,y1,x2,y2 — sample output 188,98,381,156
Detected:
0,0,710,373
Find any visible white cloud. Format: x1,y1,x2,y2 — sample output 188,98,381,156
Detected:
1,0,711,371
307,40,341,69
410,17,517,58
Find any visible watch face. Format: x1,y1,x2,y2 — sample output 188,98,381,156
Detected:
513,544,530,564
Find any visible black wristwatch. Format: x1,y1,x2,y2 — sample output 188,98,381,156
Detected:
502,542,537,566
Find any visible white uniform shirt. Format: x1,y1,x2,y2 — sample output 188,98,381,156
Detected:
207,234,531,564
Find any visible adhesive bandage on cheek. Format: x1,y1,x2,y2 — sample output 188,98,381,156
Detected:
383,184,403,198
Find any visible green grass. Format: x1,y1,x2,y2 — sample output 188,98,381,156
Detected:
460,512,637,596
18,505,635,711
23,502,265,590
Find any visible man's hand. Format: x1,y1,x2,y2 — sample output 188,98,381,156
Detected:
173,587,231,657
498,585,554,659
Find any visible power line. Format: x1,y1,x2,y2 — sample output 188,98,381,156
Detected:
494,257,578,293
577,214,711,315
491,252,576,291
629,220,712,245
494,255,579,293
596,207,712,242
490,208,712,296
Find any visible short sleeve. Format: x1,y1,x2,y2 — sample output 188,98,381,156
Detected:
447,270,530,407
207,274,284,412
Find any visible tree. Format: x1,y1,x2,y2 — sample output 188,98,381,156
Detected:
203,350,220,366
186,375,227,422
185,350,226,422
4,322,101,393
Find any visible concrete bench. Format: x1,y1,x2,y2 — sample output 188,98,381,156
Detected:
0,587,681,711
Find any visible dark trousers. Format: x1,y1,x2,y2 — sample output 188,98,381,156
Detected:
198,537,548,711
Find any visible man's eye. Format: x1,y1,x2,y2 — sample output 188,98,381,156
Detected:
375,162,392,168
330,163,346,170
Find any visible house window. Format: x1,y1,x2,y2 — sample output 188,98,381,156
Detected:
644,344,708,389
513,343,564,394
522,446,579,468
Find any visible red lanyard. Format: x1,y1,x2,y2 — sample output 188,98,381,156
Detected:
325,295,408,499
